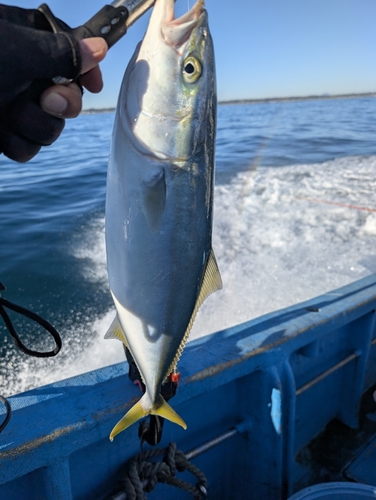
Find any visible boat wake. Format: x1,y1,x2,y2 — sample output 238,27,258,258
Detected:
1,154,376,396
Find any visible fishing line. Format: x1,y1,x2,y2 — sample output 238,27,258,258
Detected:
227,103,285,241
234,103,285,216
295,196,376,213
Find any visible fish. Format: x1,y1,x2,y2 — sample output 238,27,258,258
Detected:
104,0,221,441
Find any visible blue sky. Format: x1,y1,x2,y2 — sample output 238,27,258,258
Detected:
3,0,376,109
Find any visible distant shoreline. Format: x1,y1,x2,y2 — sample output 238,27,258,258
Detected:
219,92,376,106
82,92,376,114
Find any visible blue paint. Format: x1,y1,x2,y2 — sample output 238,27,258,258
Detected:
345,434,376,486
270,388,282,434
0,274,375,499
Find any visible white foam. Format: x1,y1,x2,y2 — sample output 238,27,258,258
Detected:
72,217,108,285
0,308,126,397
3,155,376,395
191,155,376,338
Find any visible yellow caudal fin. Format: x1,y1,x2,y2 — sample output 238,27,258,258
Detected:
151,395,187,430
110,398,146,441
109,394,186,441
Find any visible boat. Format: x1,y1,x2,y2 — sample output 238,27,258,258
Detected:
0,273,376,499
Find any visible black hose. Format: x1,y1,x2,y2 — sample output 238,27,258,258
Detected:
0,296,62,357
0,395,11,433
0,282,63,432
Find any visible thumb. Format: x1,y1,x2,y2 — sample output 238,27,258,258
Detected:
79,38,108,75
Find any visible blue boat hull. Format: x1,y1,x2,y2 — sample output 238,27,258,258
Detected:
1,274,376,499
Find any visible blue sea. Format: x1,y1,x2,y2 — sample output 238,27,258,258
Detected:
1,96,376,396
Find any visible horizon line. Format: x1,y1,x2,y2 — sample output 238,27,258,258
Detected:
82,91,376,114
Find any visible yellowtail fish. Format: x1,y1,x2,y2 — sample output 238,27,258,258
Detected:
105,0,221,441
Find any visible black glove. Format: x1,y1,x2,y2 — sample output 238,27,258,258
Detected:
0,5,82,162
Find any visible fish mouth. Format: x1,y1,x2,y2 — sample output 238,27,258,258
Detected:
122,0,208,161
161,0,205,48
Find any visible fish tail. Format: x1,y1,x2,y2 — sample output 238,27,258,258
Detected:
151,395,187,430
109,394,187,441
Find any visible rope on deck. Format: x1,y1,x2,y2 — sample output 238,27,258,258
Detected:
123,442,207,499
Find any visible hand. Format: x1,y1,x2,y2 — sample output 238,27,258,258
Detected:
40,38,107,119
0,7,108,163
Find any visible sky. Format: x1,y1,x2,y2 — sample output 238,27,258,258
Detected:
2,0,376,109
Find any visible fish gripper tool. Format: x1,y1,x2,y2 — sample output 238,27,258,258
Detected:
34,1,157,89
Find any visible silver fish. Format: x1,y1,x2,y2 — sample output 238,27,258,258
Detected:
105,0,221,441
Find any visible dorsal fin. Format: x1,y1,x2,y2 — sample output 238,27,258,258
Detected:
104,314,128,347
165,249,222,378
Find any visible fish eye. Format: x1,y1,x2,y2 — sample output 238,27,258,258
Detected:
182,56,202,83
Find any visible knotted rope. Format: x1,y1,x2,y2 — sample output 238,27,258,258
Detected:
123,442,207,500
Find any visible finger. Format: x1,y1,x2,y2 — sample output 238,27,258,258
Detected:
0,28,107,93
79,38,108,75
41,83,83,118
79,66,104,94
0,130,41,163
1,24,83,81
7,88,65,145
0,5,49,29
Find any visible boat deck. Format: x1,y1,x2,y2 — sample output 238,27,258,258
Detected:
295,383,376,490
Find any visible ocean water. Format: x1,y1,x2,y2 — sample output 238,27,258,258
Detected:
1,96,376,396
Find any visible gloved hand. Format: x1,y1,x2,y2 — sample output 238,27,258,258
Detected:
0,5,108,162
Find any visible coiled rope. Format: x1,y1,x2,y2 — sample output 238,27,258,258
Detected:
122,442,207,500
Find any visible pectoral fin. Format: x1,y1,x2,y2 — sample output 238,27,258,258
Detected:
142,168,166,233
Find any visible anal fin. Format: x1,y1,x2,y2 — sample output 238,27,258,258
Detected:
165,249,222,377
182,248,223,342
198,249,223,304
104,314,128,347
